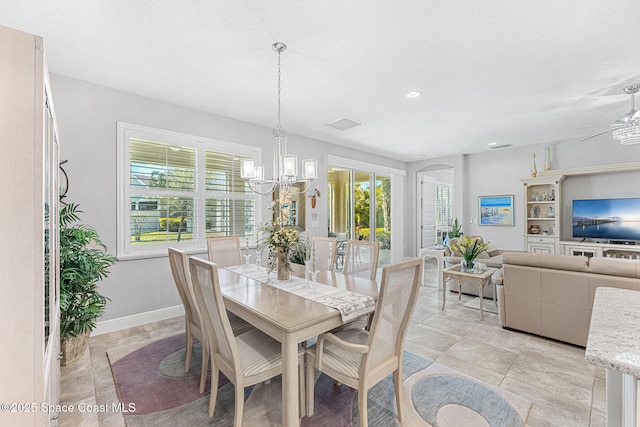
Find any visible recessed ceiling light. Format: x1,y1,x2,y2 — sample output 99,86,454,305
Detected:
488,142,498,146
406,91,421,99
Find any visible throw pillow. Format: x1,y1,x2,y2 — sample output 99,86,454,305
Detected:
485,242,500,257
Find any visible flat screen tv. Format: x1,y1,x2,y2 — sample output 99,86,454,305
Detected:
572,198,640,241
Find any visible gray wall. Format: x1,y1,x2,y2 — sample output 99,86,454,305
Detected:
51,74,406,322
52,71,640,323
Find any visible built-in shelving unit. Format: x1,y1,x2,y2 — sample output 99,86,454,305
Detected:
521,176,563,254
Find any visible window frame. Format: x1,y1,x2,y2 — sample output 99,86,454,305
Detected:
116,122,261,260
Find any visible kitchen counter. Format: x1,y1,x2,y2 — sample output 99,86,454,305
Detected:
585,287,640,427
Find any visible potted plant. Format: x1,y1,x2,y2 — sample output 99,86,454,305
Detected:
448,217,463,239
59,203,116,365
449,235,488,271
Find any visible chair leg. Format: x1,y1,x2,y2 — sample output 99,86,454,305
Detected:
357,388,368,427
199,341,209,394
208,365,219,418
233,384,244,427
393,369,404,423
185,331,193,373
305,354,315,417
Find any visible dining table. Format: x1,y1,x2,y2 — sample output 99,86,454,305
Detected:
217,263,378,427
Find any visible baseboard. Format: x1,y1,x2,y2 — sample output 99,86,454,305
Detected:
92,305,184,336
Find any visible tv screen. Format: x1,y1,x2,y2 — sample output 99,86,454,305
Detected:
572,198,640,241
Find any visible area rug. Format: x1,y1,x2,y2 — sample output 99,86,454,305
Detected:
464,297,499,315
108,334,530,426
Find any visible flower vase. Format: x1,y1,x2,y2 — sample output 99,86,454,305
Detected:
277,246,290,281
461,259,475,272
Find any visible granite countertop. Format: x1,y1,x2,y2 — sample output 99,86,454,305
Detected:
585,287,640,377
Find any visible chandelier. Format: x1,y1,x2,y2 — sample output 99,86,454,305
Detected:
240,42,317,195
613,125,640,145
612,83,640,145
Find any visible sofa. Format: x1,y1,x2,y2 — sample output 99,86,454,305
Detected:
444,236,505,298
495,252,640,347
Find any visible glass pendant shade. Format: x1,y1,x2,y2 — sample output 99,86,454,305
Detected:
281,154,297,178
241,158,256,179
302,159,318,180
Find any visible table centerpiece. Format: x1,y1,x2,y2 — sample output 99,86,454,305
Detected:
258,200,305,280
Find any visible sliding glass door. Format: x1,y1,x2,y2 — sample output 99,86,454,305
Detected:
328,167,391,264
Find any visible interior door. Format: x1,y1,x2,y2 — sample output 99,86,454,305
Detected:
420,175,436,248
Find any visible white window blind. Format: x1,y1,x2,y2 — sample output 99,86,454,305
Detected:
117,122,260,259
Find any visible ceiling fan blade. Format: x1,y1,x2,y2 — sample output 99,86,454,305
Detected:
575,127,618,143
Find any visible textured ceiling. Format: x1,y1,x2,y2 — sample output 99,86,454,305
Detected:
2,1,640,161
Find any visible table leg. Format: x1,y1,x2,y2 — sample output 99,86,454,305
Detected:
478,278,484,321
441,275,449,310
282,333,299,427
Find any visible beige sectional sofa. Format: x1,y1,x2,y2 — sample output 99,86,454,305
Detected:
496,252,640,347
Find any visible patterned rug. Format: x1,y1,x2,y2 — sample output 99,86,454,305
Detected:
107,334,530,426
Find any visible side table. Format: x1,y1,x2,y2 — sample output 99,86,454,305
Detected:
418,246,445,288
442,265,497,320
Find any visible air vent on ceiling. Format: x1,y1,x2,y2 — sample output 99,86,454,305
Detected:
325,117,364,131
489,144,513,149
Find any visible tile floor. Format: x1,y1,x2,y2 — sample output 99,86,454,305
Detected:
59,260,606,426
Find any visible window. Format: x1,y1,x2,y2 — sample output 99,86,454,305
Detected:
117,122,260,259
435,183,453,242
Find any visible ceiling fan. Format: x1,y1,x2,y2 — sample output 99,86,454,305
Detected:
577,83,640,145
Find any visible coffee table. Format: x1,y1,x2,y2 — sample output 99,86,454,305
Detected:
442,264,497,320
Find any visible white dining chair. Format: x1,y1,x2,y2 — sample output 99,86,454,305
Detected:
168,248,206,381
305,258,423,426
169,247,253,393
207,236,243,267
312,236,338,272
343,240,380,281
189,256,305,424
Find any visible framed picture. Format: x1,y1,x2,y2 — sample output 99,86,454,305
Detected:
479,195,514,226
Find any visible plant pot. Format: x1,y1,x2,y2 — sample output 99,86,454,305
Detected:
60,330,90,366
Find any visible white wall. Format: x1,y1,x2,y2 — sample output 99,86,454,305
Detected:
405,138,640,256
51,74,406,323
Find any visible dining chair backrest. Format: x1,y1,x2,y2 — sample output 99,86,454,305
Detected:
343,240,380,281
207,236,242,267
363,258,422,371
189,257,239,373
168,247,202,334
312,237,337,272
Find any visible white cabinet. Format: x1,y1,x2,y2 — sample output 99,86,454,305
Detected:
560,241,640,259
527,236,556,254
521,176,564,254
0,25,60,427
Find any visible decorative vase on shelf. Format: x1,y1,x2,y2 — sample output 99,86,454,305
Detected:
277,246,291,281
531,151,537,177
544,146,551,171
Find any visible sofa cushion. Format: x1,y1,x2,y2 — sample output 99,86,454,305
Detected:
502,251,541,267
589,256,638,278
540,253,589,272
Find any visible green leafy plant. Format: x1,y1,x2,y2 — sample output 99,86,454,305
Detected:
448,217,463,238
60,203,116,340
450,235,488,266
